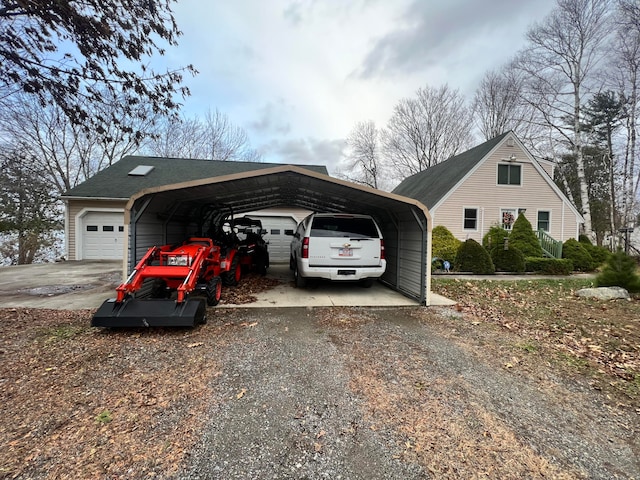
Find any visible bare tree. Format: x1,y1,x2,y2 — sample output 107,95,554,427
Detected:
202,109,260,161
0,91,152,195
473,68,524,140
611,0,640,228
142,115,206,159
515,0,613,238
341,121,385,189
143,109,261,162
383,84,474,177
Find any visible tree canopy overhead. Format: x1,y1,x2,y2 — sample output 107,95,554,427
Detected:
0,0,196,135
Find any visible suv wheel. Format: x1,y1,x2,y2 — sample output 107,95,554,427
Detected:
360,278,374,288
294,263,307,288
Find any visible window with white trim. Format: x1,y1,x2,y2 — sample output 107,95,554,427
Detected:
463,208,478,230
537,211,550,232
497,164,521,185
501,208,517,230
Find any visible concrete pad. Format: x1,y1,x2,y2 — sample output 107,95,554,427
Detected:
0,260,122,310
221,264,453,308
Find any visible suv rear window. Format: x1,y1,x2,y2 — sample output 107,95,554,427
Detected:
310,217,379,238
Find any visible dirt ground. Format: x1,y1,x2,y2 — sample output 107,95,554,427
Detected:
1,277,638,479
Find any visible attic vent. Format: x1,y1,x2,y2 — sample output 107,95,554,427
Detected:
128,165,155,176
506,138,514,147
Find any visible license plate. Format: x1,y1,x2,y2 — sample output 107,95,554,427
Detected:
339,248,353,257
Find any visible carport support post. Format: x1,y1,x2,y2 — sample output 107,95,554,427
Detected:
410,206,430,306
425,229,432,306
128,195,154,272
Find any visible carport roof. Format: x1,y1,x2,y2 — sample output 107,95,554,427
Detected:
124,164,432,222
61,155,329,200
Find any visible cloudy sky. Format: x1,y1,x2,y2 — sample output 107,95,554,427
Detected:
163,0,557,173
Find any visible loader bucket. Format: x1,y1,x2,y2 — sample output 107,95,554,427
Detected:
92,297,206,328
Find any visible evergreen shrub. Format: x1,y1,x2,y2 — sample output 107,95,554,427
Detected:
584,244,611,267
491,246,526,273
509,214,543,257
578,235,611,267
483,225,509,250
562,238,595,272
525,257,574,275
455,239,495,274
596,250,640,293
432,225,462,263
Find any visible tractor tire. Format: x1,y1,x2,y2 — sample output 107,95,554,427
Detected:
150,279,168,298
257,251,269,275
135,278,166,299
206,276,222,306
223,255,242,286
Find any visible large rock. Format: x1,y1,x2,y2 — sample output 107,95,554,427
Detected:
575,286,630,300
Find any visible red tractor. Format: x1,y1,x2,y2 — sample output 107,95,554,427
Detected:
92,238,224,327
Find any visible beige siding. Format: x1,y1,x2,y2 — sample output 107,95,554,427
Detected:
537,159,555,178
432,143,579,244
66,199,127,259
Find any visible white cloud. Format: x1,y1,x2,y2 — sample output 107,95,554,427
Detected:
162,0,557,167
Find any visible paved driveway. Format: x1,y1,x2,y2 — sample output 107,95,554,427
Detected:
0,261,451,309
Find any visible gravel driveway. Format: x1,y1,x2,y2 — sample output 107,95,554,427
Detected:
176,307,639,479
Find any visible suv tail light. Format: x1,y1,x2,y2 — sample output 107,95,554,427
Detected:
302,237,310,259
380,239,385,260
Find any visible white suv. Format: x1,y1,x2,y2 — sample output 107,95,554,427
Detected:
289,213,386,288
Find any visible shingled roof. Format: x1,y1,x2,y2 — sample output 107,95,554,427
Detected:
62,156,329,200
392,132,510,208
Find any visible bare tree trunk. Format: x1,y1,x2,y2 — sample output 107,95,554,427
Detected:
574,92,593,236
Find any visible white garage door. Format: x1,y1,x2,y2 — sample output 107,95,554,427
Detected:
250,216,297,263
82,212,125,260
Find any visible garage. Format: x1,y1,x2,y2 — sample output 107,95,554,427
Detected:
80,211,125,260
243,208,311,263
255,216,297,263
124,165,434,305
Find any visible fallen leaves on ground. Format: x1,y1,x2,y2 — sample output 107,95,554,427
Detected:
431,278,640,404
0,308,224,479
221,273,282,304
0,272,283,479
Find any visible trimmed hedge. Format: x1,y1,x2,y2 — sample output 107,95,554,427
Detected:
525,257,574,275
455,238,495,274
491,246,526,273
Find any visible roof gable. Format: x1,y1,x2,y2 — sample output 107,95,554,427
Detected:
62,156,329,199
392,132,510,208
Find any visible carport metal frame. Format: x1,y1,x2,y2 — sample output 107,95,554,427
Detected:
123,165,433,305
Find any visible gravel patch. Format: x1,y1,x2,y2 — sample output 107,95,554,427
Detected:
177,307,638,480
178,308,426,479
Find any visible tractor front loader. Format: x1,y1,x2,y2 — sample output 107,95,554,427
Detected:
92,238,223,327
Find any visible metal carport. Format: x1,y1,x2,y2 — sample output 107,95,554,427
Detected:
123,165,434,305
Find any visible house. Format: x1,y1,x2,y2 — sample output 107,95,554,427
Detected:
61,156,328,262
393,131,583,250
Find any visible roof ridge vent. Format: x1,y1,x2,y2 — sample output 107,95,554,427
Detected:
128,165,155,176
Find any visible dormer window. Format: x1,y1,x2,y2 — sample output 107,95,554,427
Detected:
498,164,521,185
